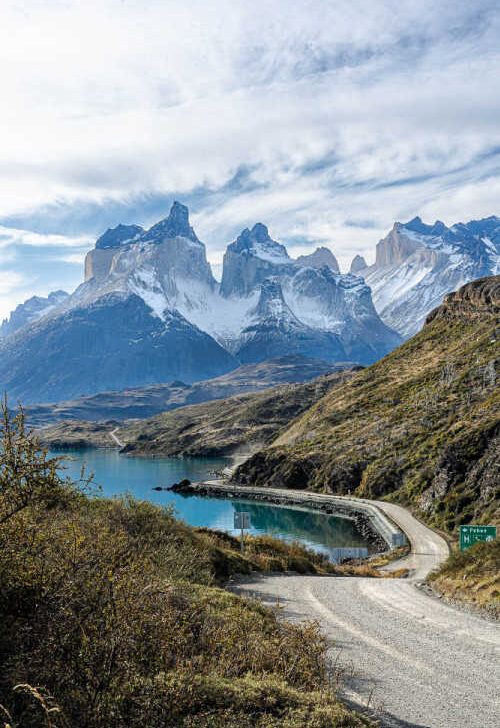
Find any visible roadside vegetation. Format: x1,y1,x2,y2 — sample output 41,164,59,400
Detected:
0,405,373,728
428,540,500,618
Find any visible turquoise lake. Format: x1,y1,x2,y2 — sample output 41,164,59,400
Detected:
52,449,367,557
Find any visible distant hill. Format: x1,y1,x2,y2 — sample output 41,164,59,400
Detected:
234,277,500,533
38,366,360,455
118,368,360,458
28,355,344,426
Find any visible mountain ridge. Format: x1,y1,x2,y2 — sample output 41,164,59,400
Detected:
354,215,500,337
28,355,342,426
0,203,398,403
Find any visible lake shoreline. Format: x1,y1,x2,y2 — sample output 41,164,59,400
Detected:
186,479,403,555
50,448,372,558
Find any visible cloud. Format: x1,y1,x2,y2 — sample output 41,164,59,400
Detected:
55,252,87,265
0,271,28,296
0,0,498,283
0,226,92,249
0,226,92,318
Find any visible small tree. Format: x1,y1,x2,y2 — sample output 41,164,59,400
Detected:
0,399,66,526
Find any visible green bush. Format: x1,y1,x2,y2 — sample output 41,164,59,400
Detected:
0,405,371,727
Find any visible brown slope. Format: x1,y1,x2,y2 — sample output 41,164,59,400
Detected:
116,369,360,458
234,276,500,533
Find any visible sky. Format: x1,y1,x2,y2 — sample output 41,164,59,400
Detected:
1,0,500,319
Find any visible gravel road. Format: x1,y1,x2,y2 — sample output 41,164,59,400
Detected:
109,427,124,448
233,499,500,728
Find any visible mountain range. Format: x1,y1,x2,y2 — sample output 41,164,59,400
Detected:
353,215,500,336
0,203,398,403
1,204,498,405
0,290,69,338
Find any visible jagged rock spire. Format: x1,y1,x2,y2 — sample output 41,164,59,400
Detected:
143,201,200,243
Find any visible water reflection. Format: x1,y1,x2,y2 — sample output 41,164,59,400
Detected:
52,449,367,557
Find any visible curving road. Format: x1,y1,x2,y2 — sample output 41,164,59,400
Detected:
233,498,500,728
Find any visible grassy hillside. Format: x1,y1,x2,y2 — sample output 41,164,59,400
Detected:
121,369,359,457
428,540,499,617
235,277,500,534
0,407,372,728
40,369,359,456
38,418,120,449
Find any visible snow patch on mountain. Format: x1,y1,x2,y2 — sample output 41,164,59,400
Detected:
0,290,69,338
358,215,500,337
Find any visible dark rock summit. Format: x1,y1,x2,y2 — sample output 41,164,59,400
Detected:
95,224,144,250
142,201,200,244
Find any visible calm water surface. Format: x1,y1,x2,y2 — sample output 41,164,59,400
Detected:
52,449,367,557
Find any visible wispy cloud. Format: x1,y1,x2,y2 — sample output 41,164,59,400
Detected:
0,226,92,249
0,226,92,318
0,0,499,310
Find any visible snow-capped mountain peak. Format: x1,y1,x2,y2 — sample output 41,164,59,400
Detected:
0,202,402,402
220,223,294,297
231,223,290,263
360,214,500,337
252,277,302,328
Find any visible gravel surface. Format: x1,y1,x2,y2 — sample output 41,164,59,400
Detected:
233,499,500,728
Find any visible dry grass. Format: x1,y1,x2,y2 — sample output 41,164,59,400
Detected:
0,406,373,727
196,528,389,579
428,539,500,617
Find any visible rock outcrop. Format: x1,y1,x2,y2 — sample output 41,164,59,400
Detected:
349,255,368,274
296,247,340,272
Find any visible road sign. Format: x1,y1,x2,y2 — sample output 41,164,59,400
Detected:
459,524,496,551
234,511,250,530
234,511,251,553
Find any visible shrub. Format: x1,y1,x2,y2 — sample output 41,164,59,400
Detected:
0,406,371,727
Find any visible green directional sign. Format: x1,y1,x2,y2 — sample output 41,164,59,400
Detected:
459,524,497,551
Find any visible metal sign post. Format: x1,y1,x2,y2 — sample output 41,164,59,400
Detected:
234,511,251,553
459,524,496,551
